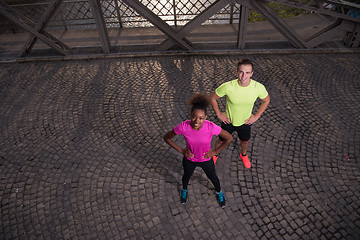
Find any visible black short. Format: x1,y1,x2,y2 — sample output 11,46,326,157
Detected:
219,123,251,142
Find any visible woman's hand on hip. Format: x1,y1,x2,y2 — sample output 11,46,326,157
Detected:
203,149,216,159
183,148,194,158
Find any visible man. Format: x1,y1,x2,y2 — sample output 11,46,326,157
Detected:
210,59,270,168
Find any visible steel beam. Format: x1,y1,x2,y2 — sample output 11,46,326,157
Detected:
267,0,360,23
237,4,249,49
114,0,123,28
247,0,308,48
304,18,342,47
89,0,110,53
157,0,231,51
19,0,63,56
122,0,192,50
0,0,70,55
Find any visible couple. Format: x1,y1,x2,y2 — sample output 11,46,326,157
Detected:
163,59,270,208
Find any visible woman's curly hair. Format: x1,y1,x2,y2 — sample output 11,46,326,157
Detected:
188,93,210,115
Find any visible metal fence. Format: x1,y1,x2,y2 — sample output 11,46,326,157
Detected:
0,0,308,33
1,0,358,56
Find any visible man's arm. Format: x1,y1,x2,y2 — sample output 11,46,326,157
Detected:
244,94,270,125
210,91,231,124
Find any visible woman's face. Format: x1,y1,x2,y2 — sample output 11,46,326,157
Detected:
190,109,207,130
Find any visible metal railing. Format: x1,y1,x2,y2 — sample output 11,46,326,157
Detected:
0,0,309,33
0,0,359,57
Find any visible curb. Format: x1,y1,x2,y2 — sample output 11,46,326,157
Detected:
1,46,360,64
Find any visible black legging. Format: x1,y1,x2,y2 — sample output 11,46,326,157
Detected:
182,157,221,192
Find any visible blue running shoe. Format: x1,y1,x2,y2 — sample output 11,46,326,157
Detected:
180,188,188,204
216,191,226,208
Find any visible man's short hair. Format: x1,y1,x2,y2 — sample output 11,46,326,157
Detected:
237,59,253,71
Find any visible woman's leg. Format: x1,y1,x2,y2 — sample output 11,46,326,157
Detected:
200,160,221,192
182,157,197,189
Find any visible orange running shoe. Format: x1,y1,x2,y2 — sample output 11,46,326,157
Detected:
213,155,219,164
240,154,251,168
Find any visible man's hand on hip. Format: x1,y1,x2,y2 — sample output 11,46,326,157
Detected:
244,114,259,125
218,113,231,124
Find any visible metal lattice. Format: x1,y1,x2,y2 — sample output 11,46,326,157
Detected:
1,0,359,33
144,0,175,23
207,3,240,24
99,0,122,27
117,1,150,27
52,1,95,29
176,0,213,23
0,2,48,32
0,0,359,55
0,0,311,32
12,3,48,23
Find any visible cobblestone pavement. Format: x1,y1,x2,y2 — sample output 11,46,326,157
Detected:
1,53,359,240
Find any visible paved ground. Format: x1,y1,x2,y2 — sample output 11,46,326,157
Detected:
0,52,360,239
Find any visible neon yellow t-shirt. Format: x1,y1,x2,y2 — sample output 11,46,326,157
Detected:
215,79,268,126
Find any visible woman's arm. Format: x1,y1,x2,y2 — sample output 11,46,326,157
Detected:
203,129,233,158
215,129,233,154
163,130,193,158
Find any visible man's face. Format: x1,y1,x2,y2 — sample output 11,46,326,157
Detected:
237,64,253,86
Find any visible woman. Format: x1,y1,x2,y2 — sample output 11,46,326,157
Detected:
163,93,233,208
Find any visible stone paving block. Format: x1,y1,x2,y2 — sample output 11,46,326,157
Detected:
0,53,360,239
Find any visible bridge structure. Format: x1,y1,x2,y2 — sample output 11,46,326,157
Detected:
1,2,360,239
0,0,360,59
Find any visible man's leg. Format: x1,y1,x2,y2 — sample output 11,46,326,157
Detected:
240,140,249,155
237,125,251,168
